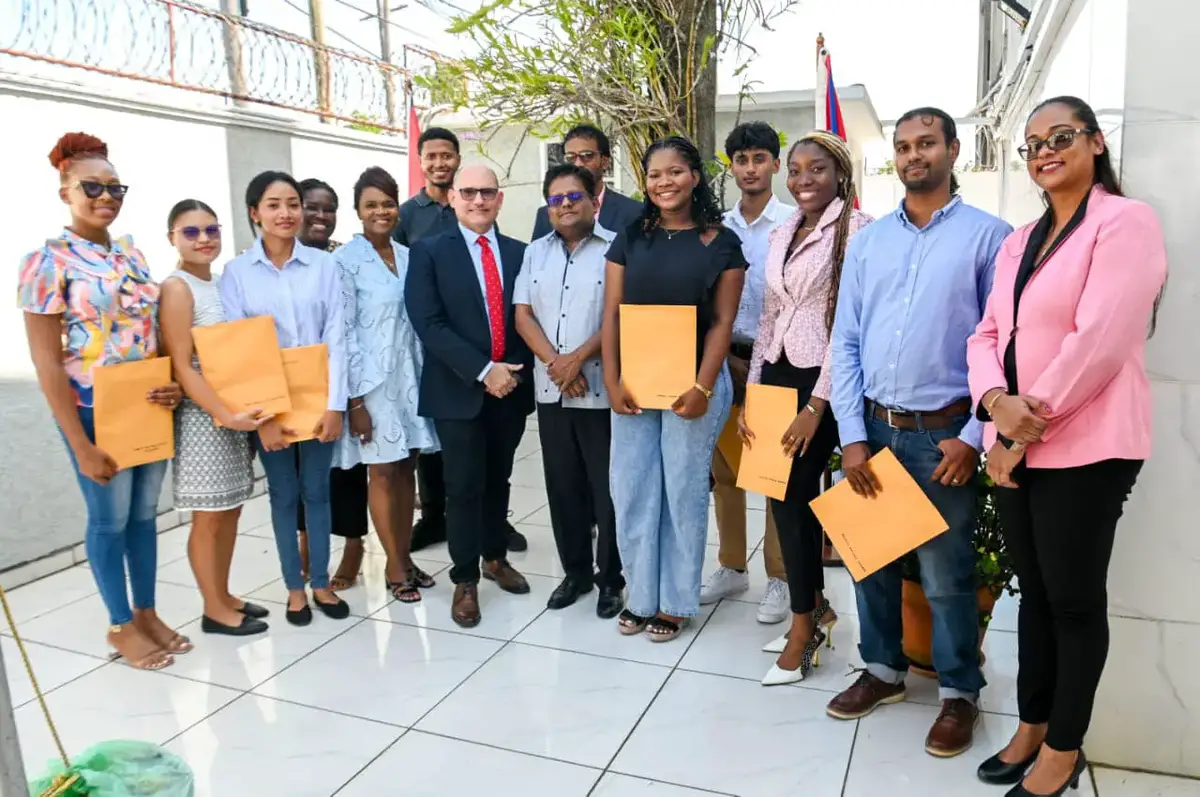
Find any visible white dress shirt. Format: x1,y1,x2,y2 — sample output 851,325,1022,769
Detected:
723,195,795,344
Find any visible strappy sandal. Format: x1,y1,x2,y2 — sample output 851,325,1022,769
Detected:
107,626,174,671
407,565,436,589
617,609,649,635
646,616,689,643
136,617,194,655
330,574,358,591
387,578,422,604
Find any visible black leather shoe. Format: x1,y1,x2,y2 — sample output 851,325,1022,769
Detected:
410,516,447,553
201,615,269,636
286,604,313,626
1004,751,1087,797
978,749,1037,785
506,524,528,552
546,576,593,610
313,595,351,620
237,601,270,619
596,585,624,619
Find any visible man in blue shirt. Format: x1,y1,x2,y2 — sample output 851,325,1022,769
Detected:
826,108,1012,758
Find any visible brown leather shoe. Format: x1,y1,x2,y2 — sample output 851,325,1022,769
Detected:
481,559,531,594
925,698,979,758
451,583,481,628
826,670,907,720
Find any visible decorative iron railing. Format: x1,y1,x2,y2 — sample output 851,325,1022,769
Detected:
1,0,449,133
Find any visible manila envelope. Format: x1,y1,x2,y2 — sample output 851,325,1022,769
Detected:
809,448,949,582
715,406,744,474
735,384,798,501
192,316,292,420
93,357,175,470
619,304,696,410
274,344,329,443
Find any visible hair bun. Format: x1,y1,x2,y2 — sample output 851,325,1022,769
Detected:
48,133,109,172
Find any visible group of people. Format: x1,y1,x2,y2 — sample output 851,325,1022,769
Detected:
20,91,1166,797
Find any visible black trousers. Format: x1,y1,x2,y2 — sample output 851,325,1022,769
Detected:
435,396,527,584
537,402,623,588
761,359,838,615
416,452,446,521
995,458,1142,751
295,459,368,538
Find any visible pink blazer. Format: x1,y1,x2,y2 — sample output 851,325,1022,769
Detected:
967,186,1167,468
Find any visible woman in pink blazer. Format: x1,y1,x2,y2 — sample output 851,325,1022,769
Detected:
967,96,1167,797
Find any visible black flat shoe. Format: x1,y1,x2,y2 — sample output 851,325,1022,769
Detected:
596,585,624,620
237,601,270,619
313,595,351,620
286,604,313,627
1005,751,1088,797
546,576,593,610
978,749,1038,785
506,524,528,552
410,516,447,553
202,614,269,636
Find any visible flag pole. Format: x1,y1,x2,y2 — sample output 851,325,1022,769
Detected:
816,32,824,67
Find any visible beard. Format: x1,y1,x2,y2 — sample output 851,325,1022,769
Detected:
899,165,945,193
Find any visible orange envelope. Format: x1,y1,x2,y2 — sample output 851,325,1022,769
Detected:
192,316,291,420
274,344,329,443
619,304,696,410
735,384,798,500
809,448,949,581
715,406,744,473
93,357,175,470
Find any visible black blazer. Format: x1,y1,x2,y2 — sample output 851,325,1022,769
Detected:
530,187,643,241
405,228,534,421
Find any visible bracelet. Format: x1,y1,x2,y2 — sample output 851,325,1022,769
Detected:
985,390,1006,412
348,399,365,410
693,383,714,400
804,403,820,417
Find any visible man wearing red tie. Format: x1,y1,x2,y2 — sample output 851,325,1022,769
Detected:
405,164,534,628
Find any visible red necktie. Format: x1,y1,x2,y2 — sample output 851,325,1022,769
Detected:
477,234,506,360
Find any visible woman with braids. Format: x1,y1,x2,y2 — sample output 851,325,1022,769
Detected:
969,96,1166,797
19,132,185,669
739,130,874,685
601,136,746,642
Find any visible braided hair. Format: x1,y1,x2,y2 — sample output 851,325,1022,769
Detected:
789,130,859,334
637,136,724,238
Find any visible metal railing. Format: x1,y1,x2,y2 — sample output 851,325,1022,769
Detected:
1,0,448,133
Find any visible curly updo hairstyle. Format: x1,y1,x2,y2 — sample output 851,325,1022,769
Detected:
48,132,110,178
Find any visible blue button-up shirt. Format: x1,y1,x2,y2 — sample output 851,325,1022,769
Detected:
830,196,1011,450
218,237,348,411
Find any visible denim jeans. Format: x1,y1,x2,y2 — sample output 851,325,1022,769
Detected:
257,438,335,590
611,367,732,618
63,406,167,625
855,411,985,701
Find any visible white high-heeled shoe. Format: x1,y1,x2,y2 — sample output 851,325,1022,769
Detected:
762,632,788,654
760,628,825,686
761,661,806,686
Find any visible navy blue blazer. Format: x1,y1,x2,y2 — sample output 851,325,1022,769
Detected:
405,227,534,420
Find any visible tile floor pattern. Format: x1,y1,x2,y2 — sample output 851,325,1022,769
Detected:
3,421,1198,796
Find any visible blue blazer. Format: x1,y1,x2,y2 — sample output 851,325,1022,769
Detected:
405,228,534,420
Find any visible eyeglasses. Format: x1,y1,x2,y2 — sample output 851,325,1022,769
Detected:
456,187,499,201
74,181,129,200
1017,128,1093,161
174,224,222,241
547,191,590,207
563,150,600,164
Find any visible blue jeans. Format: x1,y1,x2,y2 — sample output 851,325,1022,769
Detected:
611,368,732,618
63,406,167,626
257,439,335,590
855,411,985,701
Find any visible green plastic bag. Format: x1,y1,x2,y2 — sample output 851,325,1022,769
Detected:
28,740,193,796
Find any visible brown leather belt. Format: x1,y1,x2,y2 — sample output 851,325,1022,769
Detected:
865,397,972,431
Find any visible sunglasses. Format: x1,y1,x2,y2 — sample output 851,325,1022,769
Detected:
457,187,499,201
564,150,600,164
547,191,590,207
1017,128,1093,161
174,224,222,241
75,181,129,200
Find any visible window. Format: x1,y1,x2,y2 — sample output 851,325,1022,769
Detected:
541,141,622,191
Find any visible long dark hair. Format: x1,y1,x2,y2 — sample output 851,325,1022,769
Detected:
244,170,301,231
637,136,723,237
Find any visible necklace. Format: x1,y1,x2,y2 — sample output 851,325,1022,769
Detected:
661,227,695,240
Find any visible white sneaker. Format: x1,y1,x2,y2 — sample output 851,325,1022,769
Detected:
756,578,790,624
699,567,749,605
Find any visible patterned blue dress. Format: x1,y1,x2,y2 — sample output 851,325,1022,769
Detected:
333,235,439,468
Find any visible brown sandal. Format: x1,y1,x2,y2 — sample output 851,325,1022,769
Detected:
388,578,422,604
107,626,174,670
134,616,194,655
330,575,358,591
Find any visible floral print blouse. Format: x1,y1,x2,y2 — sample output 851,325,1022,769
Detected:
17,229,159,407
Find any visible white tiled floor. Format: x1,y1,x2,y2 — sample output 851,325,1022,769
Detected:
3,424,1199,796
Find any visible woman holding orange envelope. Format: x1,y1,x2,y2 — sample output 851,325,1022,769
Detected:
741,131,873,685
19,131,186,670
219,170,351,627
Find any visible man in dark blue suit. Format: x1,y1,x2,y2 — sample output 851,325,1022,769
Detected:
405,164,535,628
530,124,643,241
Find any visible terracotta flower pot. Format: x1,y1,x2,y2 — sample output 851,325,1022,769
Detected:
901,580,999,678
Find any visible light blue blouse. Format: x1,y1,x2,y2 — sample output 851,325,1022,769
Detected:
336,234,414,398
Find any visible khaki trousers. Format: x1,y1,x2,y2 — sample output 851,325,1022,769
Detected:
711,444,785,580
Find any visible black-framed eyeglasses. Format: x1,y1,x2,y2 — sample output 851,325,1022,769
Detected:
174,224,222,241
547,191,589,207
1017,128,1093,161
564,150,600,164
75,180,129,200
457,187,499,201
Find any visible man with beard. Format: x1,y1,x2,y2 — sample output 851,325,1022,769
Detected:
825,108,1011,758
396,128,528,552
530,124,642,241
